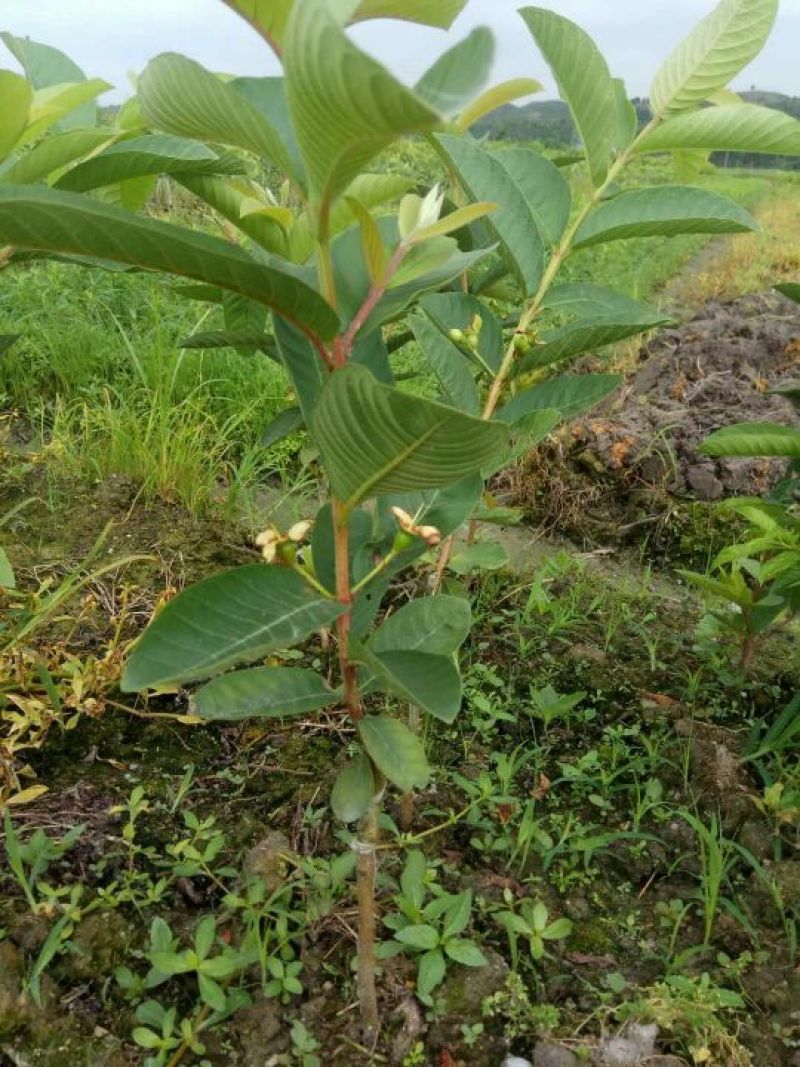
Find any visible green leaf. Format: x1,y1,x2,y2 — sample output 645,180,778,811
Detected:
284,0,440,211
274,317,328,422
1,128,112,185
121,565,344,691
486,145,572,247
132,1028,162,1050
435,134,545,295
179,330,274,354
410,311,479,414
198,973,227,1012
352,0,466,25
776,283,800,305
222,0,466,48
195,916,217,959
309,364,507,509
574,185,757,249
498,373,622,424
414,28,494,118
613,78,638,151
650,0,779,116
0,71,32,161
331,754,376,823
444,938,487,967
370,596,471,655
139,53,301,184
192,667,340,721
56,135,246,193
442,890,473,939
700,422,800,458
519,7,617,186
448,542,509,575
1,32,98,129
420,292,504,373
396,924,440,951
260,406,304,447
149,951,194,976
0,185,339,341
637,104,800,155
229,76,304,179
517,306,672,373
0,546,15,589
456,77,543,132
401,850,427,909
416,948,446,997
355,644,462,723
176,174,288,255
543,917,573,940
358,714,430,792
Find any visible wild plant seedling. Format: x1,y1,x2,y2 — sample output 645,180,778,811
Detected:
1,0,794,1038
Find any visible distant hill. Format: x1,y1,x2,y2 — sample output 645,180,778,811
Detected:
474,91,800,169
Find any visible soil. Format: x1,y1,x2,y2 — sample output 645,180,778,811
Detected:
515,291,800,547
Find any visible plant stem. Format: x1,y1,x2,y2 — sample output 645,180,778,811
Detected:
482,117,662,422
399,705,421,831
333,498,360,719
355,775,383,1041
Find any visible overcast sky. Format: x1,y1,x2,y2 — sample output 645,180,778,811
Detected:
3,0,799,104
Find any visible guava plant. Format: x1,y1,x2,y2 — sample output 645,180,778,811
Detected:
0,0,797,1037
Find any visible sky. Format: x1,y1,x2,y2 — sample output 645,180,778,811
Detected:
2,0,800,105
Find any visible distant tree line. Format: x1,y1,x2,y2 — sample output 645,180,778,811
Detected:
476,92,800,171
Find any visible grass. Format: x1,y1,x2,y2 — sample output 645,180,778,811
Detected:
0,264,299,515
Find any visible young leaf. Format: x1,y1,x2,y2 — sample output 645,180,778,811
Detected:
435,134,545,295
0,71,32,161
414,27,494,117
408,202,498,245
442,890,473,939
395,925,440,951
636,104,800,156
309,364,508,509
444,939,487,966
138,53,301,184
331,754,376,823
498,374,622,424
700,422,800,458
358,714,430,792
0,186,340,341
0,546,15,589
650,0,779,116
192,668,340,721
416,948,446,997
370,596,471,655
456,77,543,132
198,973,227,1012
121,566,345,691
284,0,440,211
573,185,757,249
519,7,617,186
